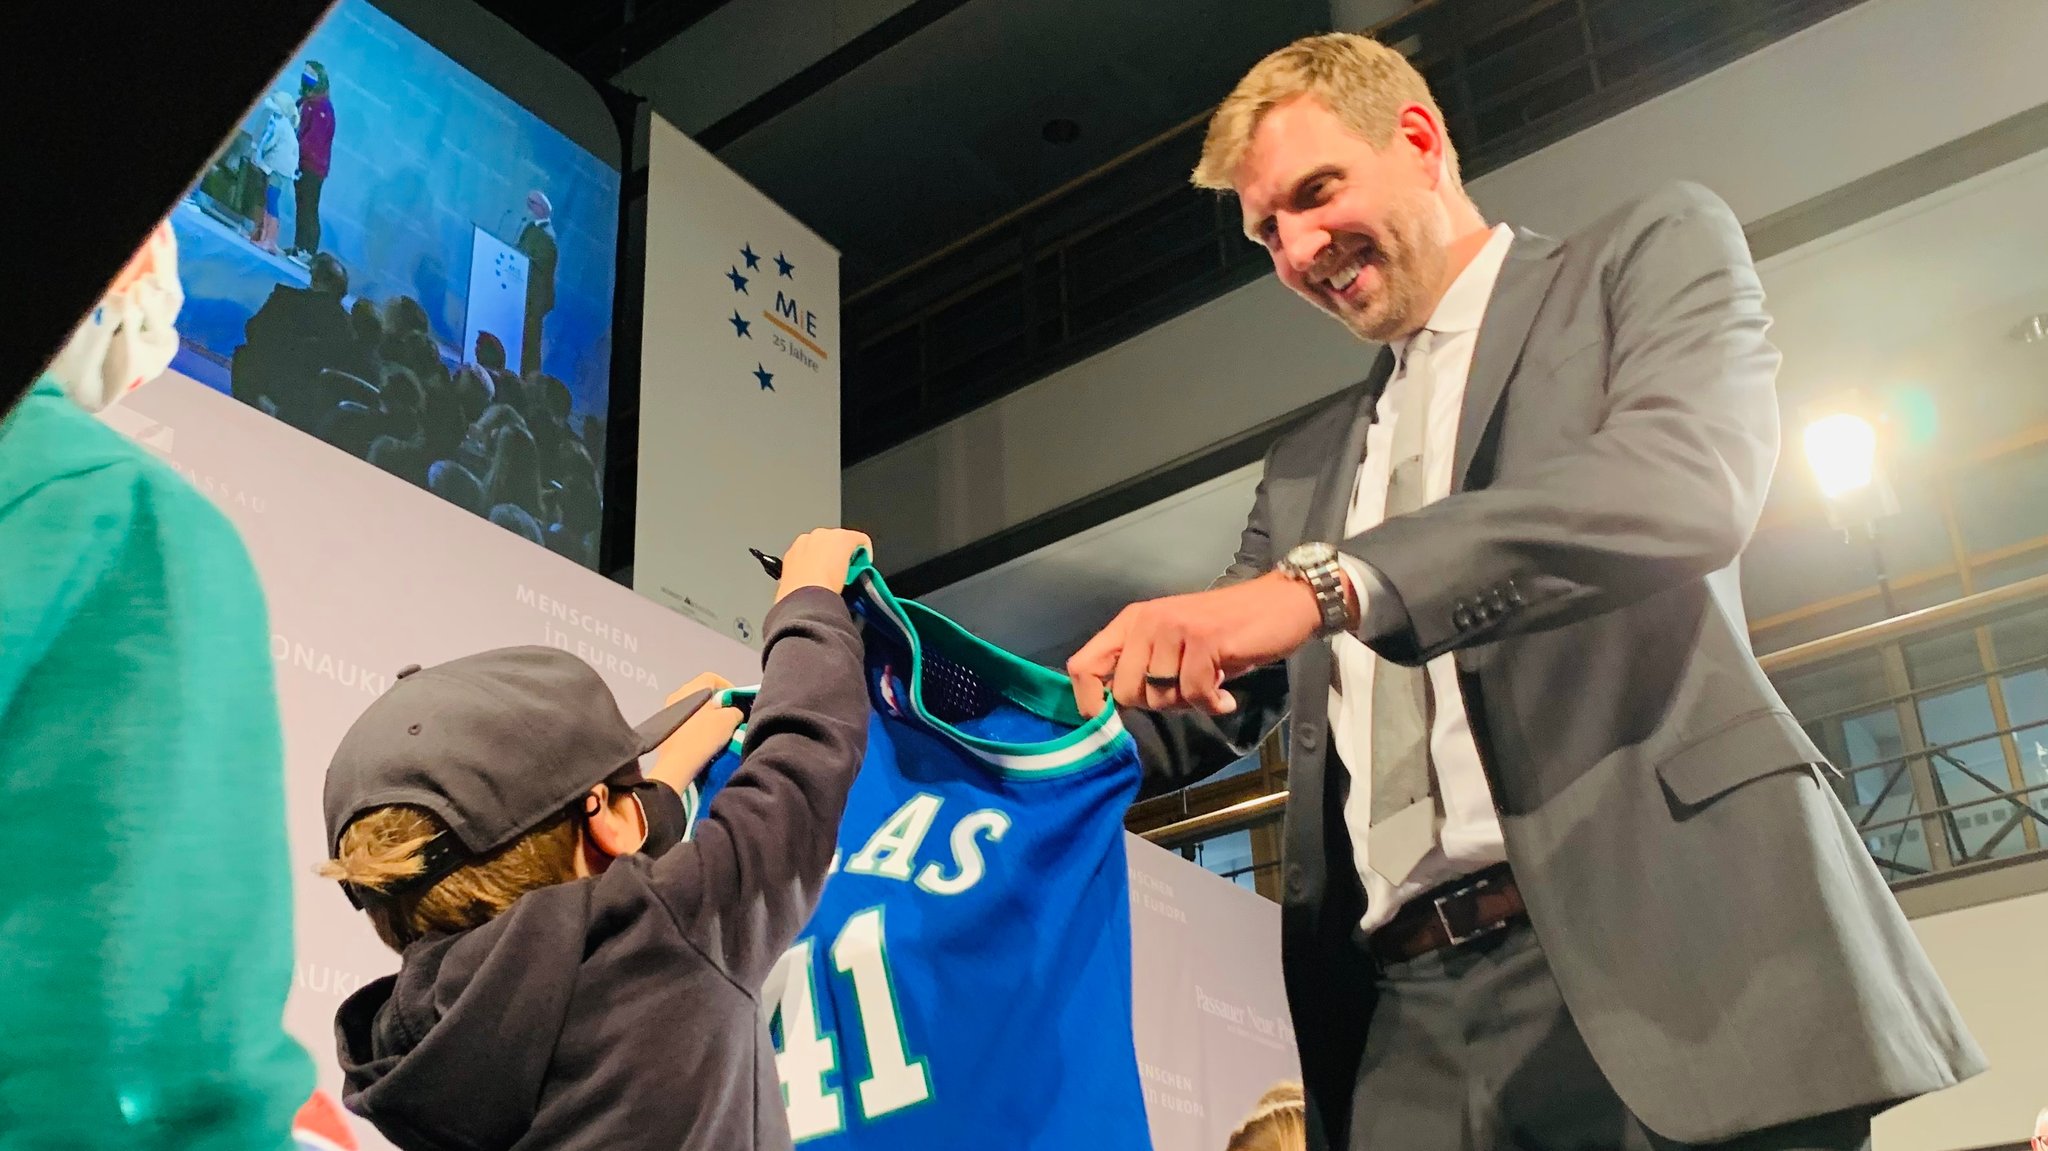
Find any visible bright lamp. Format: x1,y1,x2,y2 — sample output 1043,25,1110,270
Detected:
1802,413,1879,499
1799,396,1903,616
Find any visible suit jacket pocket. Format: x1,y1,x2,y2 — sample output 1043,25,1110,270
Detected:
1654,708,1818,807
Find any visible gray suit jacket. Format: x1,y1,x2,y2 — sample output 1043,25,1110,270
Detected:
1124,182,1984,1148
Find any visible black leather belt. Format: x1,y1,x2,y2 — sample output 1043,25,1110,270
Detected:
1369,862,1525,965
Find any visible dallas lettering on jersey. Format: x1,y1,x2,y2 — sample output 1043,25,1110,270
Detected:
830,793,1011,895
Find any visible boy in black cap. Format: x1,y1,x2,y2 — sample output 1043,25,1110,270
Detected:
320,528,872,1151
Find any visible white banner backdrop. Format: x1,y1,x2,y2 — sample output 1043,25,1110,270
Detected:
1128,836,1302,1149
103,374,1295,1149
106,373,762,1150
637,115,842,651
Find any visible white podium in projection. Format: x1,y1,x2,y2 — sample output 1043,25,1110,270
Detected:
464,226,530,372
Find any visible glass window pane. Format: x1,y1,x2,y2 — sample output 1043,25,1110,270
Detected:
1926,737,2028,863
1904,630,1983,689
1987,603,2048,672
1774,652,1889,723
1916,683,2033,863
1951,446,2048,559
1838,708,1932,879
2004,667,2048,728
1193,828,1255,891
1916,682,1996,746
2001,669,2048,825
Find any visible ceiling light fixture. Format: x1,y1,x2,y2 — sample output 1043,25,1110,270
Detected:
1801,391,1904,617
2014,313,2048,344
1803,413,1879,500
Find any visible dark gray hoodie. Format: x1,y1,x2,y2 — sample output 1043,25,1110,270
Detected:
333,588,867,1150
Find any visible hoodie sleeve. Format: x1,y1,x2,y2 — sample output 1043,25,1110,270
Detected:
0,412,312,1150
646,587,868,990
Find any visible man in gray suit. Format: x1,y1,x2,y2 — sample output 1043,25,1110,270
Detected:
1067,32,1983,1151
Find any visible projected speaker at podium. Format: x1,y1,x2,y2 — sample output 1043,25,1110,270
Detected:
465,227,532,375
159,0,621,575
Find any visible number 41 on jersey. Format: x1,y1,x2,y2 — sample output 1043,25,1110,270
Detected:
773,906,932,1141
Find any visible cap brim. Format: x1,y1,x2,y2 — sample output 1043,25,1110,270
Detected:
632,688,718,757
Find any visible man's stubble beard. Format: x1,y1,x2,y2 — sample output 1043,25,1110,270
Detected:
1339,190,1451,345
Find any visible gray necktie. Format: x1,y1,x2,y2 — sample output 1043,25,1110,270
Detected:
1368,329,1438,887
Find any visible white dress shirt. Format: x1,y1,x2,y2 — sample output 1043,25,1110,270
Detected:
1331,222,1516,934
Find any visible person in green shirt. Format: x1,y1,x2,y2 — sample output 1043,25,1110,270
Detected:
0,222,313,1148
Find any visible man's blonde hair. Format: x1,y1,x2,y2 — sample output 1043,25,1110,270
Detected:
1226,1081,1307,1151
1193,33,1459,192
319,805,580,951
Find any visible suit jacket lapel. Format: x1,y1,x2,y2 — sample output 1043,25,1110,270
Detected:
1454,229,1564,491
1307,346,1397,544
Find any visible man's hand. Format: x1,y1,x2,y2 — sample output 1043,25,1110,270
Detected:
647,673,744,791
1067,572,1326,718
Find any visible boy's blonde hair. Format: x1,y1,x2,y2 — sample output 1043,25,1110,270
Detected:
1193,33,1459,192
1226,1081,1308,1151
319,805,579,951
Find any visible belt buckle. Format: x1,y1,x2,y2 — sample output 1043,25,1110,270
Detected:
1433,875,1507,948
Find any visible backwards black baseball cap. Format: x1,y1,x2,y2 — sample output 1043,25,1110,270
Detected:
322,645,712,908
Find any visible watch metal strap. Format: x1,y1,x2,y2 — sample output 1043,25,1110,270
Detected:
1293,552,1349,636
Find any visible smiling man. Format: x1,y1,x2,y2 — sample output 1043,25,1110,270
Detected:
1068,32,1983,1151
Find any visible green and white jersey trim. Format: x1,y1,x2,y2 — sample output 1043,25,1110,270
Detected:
676,687,756,840
847,557,1131,779
710,559,1130,782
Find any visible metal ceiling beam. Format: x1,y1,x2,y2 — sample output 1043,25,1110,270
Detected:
694,0,981,152
571,0,741,78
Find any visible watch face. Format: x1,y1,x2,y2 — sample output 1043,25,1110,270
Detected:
1288,542,1337,569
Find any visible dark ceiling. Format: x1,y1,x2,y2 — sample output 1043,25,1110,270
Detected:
475,0,1330,289
468,0,736,78
704,0,1329,289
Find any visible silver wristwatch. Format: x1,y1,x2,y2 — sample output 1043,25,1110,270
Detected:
1277,542,1353,638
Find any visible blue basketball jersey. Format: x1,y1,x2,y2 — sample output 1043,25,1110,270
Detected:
690,559,1151,1149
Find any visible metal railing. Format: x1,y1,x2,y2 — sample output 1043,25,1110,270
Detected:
1142,571,2048,895
1145,790,1290,852
840,0,1868,462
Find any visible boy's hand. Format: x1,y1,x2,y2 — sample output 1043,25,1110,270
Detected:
668,672,735,702
774,528,873,603
647,673,744,791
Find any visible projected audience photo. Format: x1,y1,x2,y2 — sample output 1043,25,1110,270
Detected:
171,0,619,570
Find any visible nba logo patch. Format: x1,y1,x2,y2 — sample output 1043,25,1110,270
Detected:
292,1090,358,1151
877,665,906,717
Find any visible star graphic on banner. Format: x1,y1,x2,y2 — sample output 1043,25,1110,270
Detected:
774,251,795,279
739,243,761,271
729,310,752,338
753,363,776,391
727,266,750,294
